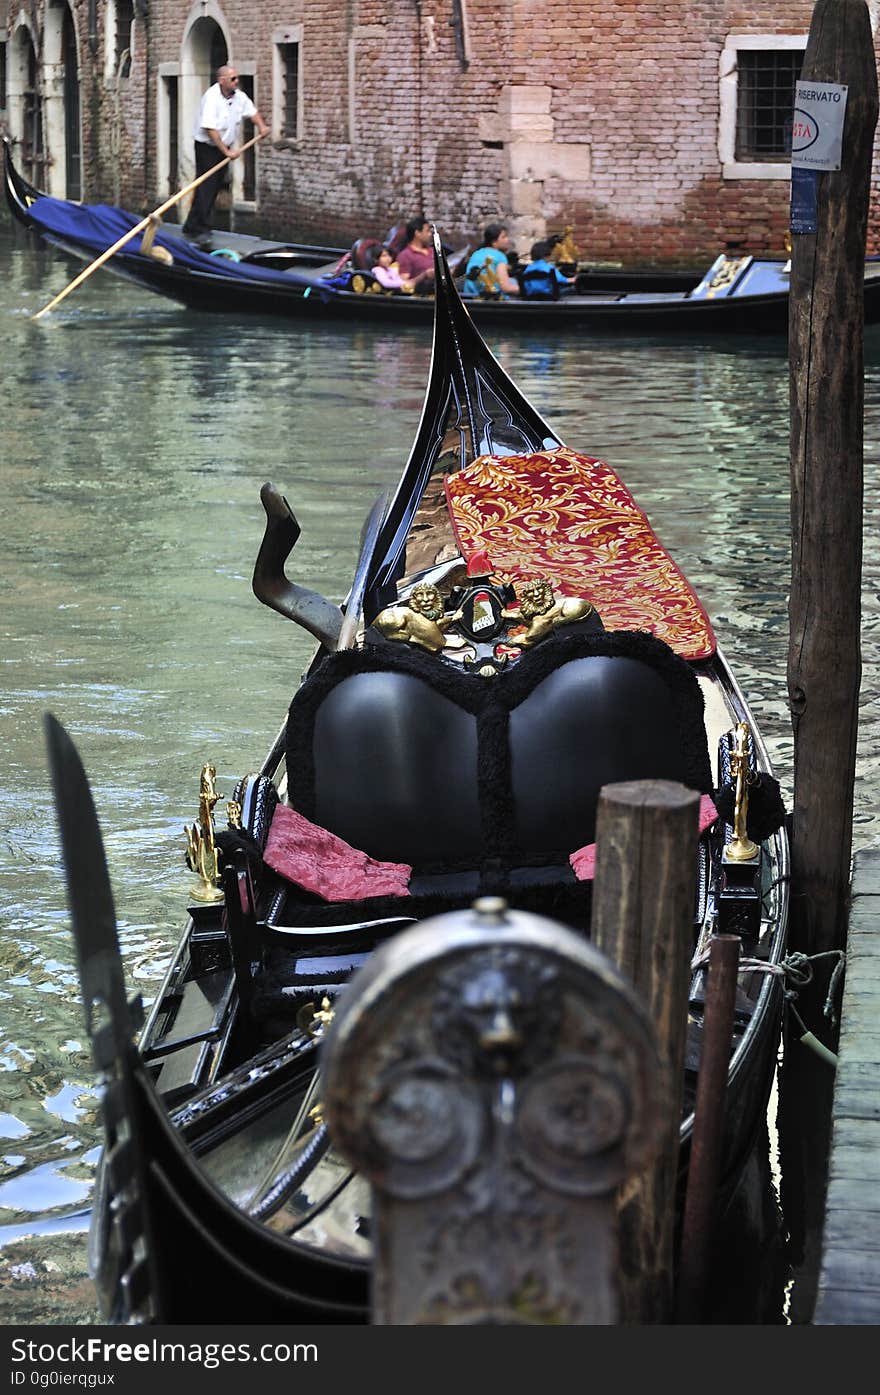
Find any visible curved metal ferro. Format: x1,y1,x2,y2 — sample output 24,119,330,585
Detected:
252,482,343,649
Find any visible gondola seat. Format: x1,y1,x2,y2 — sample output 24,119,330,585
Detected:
280,627,713,888
233,626,714,1036
444,448,717,662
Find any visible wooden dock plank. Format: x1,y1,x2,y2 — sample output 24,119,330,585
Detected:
814,847,880,1325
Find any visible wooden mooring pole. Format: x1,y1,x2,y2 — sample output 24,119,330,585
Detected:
675,934,741,1323
784,0,878,1322
591,779,699,1323
789,0,876,959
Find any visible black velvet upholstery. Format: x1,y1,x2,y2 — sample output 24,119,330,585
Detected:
285,628,712,879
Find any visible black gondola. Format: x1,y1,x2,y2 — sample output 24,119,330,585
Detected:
46,231,789,1324
8,139,874,332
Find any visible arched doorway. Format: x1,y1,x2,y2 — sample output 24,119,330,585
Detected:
180,13,228,188
62,6,81,199
41,1,81,198
9,25,44,187
178,8,256,223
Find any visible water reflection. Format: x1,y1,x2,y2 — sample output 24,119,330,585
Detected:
1,216,879,1320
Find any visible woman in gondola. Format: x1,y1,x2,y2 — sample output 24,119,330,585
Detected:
462,223,521,298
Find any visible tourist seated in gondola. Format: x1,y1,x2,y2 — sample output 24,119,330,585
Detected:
368,245,418,293
520,239,578,299
395,217,436,292
462,223,521,298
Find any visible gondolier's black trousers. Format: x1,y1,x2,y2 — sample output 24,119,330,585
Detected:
182,141,227,238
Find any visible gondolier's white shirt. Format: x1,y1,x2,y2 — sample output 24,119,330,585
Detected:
193,84,257,147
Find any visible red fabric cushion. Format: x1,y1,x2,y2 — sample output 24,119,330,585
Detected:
444,449,716,661
570,794,719,882
263,803,412,902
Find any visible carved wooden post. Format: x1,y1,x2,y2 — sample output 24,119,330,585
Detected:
590,779,700,1323
322,897,667,1325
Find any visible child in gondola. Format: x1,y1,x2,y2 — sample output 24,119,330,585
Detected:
369,245,420,294
520,239,578,299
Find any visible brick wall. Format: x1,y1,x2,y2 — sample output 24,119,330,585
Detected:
3,1,880,265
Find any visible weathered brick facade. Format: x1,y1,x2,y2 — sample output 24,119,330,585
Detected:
2,1,879,265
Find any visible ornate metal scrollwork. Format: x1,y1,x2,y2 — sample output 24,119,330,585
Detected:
321,899,666,1324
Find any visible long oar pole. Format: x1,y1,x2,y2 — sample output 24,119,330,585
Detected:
32,131,269,321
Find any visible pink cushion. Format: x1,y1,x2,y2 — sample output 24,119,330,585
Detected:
570,794,719,882
263,803,412,902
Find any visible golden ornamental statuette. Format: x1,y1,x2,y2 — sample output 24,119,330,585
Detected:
373,581,466,652
296,995,336,1039
184,763,225,901
724,723,759,862
552,225,580,266
502,578,593,647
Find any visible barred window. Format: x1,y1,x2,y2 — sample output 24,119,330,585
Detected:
116,2,134,79
735,49,803,160
239,74,256,202
279,43,299,139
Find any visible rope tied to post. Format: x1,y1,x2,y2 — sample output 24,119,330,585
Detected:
690,945,845,1024
689,945,845,1068
779,948,847,1029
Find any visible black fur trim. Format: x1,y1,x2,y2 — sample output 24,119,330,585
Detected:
713,772,786,842
216,826,263,861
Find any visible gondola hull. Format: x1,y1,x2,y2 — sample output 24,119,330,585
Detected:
8,141,876,332
46,226,789,1324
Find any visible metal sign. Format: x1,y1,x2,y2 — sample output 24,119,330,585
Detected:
790,167,819,235
791,81,849,170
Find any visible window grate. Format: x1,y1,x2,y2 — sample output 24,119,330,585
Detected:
280,43,299,139
735,49,803,160
240,75,256,201
115,1,134,81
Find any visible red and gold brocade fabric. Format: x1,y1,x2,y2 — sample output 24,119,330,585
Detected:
443,448,716,661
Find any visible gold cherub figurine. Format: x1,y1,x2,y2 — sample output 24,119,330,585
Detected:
503,578,594,647
373,581,466,653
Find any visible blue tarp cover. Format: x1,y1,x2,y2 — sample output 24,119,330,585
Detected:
28,195,319,289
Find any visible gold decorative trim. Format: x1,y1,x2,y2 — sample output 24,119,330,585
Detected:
503,577,593,647
724,723,759,862
184,764,224,901
373,582,466,652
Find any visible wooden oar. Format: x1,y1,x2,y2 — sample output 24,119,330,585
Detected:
32,130,269,320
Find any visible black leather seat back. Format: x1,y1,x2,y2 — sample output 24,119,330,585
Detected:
286,631,713,875
509,656,692,854
311,671,481,864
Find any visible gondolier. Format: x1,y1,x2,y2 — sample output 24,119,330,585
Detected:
182,65,269,249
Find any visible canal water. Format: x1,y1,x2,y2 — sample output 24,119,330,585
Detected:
1,216,878,1323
